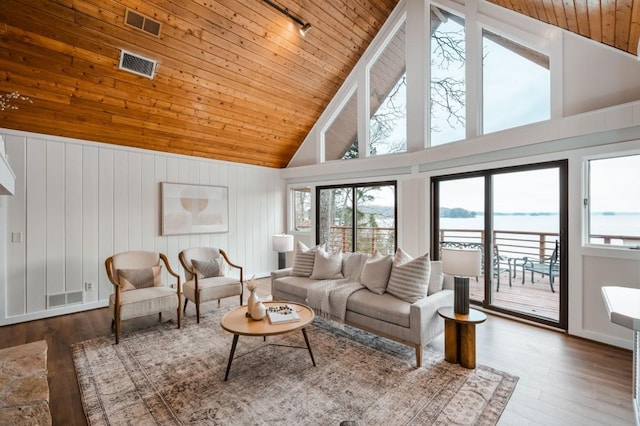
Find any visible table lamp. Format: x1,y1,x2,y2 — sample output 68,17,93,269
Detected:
441,247,482,315
272,234,294,269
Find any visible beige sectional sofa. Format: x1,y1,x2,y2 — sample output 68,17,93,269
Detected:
271,244,454,367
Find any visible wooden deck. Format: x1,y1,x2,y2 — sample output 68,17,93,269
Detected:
470,270,560,322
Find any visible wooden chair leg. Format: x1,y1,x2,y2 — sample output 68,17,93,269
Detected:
111,319,115,330
183,298,188,313
114,315,120,345
158,312,162,322
239,294,243,306
196,302,200,324
177,307,181,329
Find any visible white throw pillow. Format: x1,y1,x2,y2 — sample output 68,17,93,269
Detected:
386,248,431,303
310,248,344,280
360,251,393,295
342,252,370,282
428,261,444,295
291,241,323,277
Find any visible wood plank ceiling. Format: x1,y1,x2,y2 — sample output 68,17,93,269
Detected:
0,1,638,168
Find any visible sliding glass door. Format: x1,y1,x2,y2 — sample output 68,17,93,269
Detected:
432,161,567,329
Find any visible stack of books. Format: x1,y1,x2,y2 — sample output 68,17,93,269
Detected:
267,305,300,324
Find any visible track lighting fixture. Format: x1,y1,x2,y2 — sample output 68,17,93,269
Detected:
262,0,311,37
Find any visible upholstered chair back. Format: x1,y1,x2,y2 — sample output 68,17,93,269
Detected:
108,251,161,287
180,247,223,281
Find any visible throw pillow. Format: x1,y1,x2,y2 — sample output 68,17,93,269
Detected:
291,241,324,277
359,251,393,295
342,252,370,282
428,260,444,295
310,248,344,280
386,248,431,303
192,258,220,279
117,266,162,291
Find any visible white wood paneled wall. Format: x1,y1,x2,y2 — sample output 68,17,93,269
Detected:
2,132,284,324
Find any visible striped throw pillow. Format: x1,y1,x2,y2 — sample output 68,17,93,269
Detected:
291,242,321,277
386,248,431,303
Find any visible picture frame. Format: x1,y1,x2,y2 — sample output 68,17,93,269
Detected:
161,182,229,235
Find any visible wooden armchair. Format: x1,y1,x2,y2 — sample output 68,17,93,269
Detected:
179,247,243,323
105,251,181,343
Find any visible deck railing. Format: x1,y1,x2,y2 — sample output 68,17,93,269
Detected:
314,226,640,260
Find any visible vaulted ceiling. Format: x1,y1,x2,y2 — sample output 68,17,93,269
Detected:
0,1,638,168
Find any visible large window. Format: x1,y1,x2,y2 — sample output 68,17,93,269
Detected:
482,29,550,134
587,154,640,246
369,21,407,156
324,89,358,161
317,182,396,254
430,6,465,146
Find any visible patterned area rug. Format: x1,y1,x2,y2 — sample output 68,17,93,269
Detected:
72,308,518,425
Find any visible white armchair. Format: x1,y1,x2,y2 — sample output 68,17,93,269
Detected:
105,251,181,343
179,247,243,323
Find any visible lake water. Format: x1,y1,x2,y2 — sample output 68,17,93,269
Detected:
441,213,640,237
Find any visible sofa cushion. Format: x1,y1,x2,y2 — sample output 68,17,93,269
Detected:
360,251,393,295
346,289,410,328
192,258,220,279
117,266,162,291
342,252,370,281
428,261,444,295
272,275,318,300
291,242,322,277
386,249,431,303
310,248,344,280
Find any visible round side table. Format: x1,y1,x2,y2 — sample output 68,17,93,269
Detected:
437,307,487,369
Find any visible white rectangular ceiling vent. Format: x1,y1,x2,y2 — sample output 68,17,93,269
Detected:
119,50,157,79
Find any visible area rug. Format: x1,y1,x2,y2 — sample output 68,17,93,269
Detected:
72,308,518,425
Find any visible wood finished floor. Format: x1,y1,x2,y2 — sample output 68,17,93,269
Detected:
0,278,633,425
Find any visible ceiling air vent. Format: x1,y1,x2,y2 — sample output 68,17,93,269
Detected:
125,9,162,37
119,50,157,79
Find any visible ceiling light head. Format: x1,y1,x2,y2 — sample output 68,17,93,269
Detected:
263,0,311,38
298,22,311,37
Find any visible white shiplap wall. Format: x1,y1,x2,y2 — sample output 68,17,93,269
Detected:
2,131,284,324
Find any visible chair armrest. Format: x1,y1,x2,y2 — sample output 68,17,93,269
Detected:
160,253,181,293
219,249,243,284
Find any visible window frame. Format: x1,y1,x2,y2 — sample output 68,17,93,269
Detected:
584,151,640,249
315,180,398,254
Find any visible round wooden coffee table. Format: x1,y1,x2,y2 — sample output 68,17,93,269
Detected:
437,307,487,369
220,301,315,380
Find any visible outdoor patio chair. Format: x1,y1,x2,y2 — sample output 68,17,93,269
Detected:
521,240,559,293
105,250,181,344
494,245,512,291
179,247,243,323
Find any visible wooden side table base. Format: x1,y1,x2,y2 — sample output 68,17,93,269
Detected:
438,307,487,369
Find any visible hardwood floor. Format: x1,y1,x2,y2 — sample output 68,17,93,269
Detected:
0,278,633,425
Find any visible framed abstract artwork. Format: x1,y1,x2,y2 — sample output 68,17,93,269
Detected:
161,182,229,235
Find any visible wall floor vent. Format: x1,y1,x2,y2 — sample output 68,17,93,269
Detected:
125,9,162,37
119,50,157,79
47,291,83,308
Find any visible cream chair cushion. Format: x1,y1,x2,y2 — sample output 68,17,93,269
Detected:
109,286,178,321
183,277,242,303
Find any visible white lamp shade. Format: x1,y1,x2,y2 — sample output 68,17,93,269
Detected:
272,234,294,253
441,247,482,277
